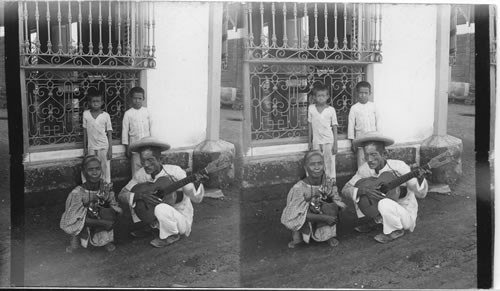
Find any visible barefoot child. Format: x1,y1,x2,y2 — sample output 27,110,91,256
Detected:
60,155,123,252
281,151,346,249
82,92,113,183
122,86,152,175
308,84,338,181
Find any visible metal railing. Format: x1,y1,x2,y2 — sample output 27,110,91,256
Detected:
244,2,382,63
26,70,138,147
19,0,155,69
250,63,364,141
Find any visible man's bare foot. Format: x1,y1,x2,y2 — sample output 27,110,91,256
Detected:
327,237,339,248
354,219,382,233
373,229,405,244
105,243,116,252
150,234,181,248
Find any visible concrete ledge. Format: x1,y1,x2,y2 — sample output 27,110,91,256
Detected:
193,139,235,189
240,140,462,191
24,150,191,208
420,135,463,185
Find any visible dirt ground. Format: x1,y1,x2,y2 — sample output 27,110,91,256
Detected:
1,103,477,287
21,191,241,287
239,103,477,288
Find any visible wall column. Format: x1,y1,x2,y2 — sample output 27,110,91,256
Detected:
193,2,235,191
206,2,224,141
420,4,463,185
433,5,451,136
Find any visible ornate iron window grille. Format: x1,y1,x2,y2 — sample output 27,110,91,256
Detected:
26,70,139,148
250,63,365,141
19,0,156,69
19,1,156,150
244,2,382,63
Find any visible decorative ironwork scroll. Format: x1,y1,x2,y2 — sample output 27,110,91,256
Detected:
250,63,365,141
19,0,155,69
26,70,139,147
245,2,382,63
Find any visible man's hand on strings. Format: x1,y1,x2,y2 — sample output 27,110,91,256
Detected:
194,173,209,183
357,187,386,201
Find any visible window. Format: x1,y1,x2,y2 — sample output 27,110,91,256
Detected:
20,1,155,69
19,1,155,150
250,64,365,141
243,3,381,143
245,2,382,62
26,70,138,148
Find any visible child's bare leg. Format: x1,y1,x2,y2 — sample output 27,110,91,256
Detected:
287,231,303,249
66,235,80,253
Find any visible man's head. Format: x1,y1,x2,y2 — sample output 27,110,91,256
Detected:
312,84,329,105
139,147,163,175
363,141,387,171
355,81,371,104
129,86,145,110
88,92,103,111
352,131,394,171
129,136,171,175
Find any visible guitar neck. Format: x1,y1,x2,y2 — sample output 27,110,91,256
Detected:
161,169,206,194
385,165,429,191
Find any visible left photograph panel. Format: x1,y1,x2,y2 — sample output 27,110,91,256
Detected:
4,0,240,287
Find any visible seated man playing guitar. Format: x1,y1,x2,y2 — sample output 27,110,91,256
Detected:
118,137,207,248
341,132,430,244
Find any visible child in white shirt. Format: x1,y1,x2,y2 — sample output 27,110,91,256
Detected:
122,87,152,175
308,84,338,180
347,81,378,167
82,93,113,183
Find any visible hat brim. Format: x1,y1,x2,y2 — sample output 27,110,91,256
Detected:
352,132,395,148
129,137,171,153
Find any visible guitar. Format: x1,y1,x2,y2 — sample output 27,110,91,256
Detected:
131,159,231,224
355,150,454,218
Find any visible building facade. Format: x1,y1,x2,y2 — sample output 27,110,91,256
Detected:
11,2,478,204
236,3,465,189
17,1,233,206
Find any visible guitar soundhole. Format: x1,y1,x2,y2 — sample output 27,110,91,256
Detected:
379,184,388,193
175,191,184,203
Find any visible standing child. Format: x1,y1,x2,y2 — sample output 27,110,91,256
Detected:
83,92,113,183
308,84,338,181
122,86,152,175
347,81,378,167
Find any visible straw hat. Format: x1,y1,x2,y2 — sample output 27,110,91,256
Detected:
352,131,395,148
129,136,171,153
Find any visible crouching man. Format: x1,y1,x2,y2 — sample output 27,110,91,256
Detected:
118,137,206,248
341,132,430,243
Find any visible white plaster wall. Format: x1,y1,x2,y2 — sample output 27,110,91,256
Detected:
373,4,438,144
145,2,209,148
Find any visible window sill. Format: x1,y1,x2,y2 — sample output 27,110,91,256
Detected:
246,139,353,157
24,145,127,164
